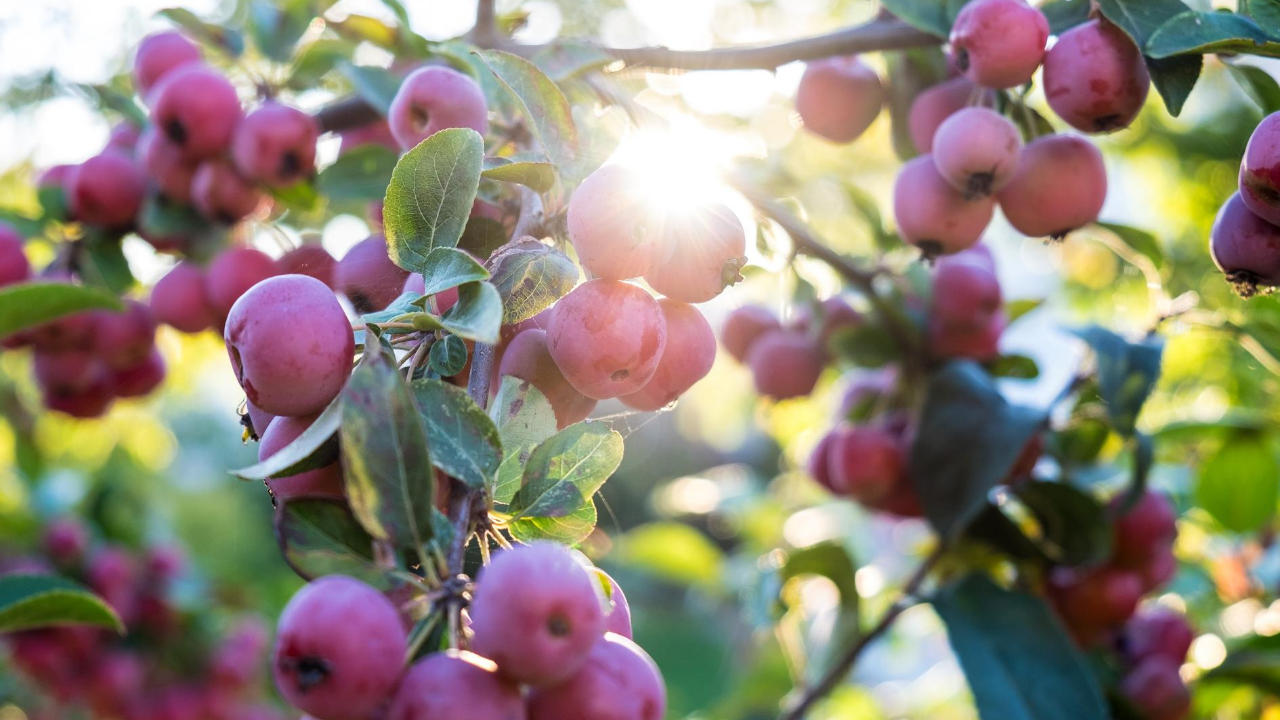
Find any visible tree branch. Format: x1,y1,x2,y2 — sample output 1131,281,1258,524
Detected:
522,18,939,71
730,177,924,361
311,18,942,134
779,544,945,720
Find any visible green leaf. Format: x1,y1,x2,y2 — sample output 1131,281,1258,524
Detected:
1005,298,1044,325
275,498,389,587
508,501,597,545
78,235,135,294
317,145,398,202
877,0,967,37
1094,0,1202,116
341,346,436,552
0,574,123,633
933,574,1109,720
531,43,615,81
419,247,490,296
158,8,245,56
1196,433,1279,533
1096,0,1194,45
0,282,122,338
410,379,502,489
1226,62,1280,114
1072,326,1163,437
339,62,403,116
1147,55,1203,118
1095,221,1164,269
1202,632,1280,695
248,0,311,61
458,216,510,260
136,194,226,262
475,49,579,178
616,522,724,587
231,397,341,481
987,354,1040,379
329,13,399,50
829,321,901,369
288,38,355,88
1245,0,1280,29
779,542,860,681
509,421,624,520
428,335,469,377
270,180,322,214
488,238,578,324
1040,0,1093,34
490,377,559,504
1146,10,1280,59
908,361,1046,539
79,84,147,127
438,281,502,344
384,128,485,273
481,156,556,194
1014,481,1113,566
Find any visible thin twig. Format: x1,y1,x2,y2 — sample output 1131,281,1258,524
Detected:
730,178,923,361
779,544,945,720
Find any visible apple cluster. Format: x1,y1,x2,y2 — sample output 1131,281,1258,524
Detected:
490,164,744,426
1211,111,1280,296
796,0,1154,257
272,543,663,720
2,519,279,720
1048,491,1191,720
0,226,165,418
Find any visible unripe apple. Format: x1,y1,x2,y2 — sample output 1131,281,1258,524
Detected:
997,134,1106,239
893,155,994,258
932,107,1022,198
150,64,244,161
546,280,668,400
1240,112,1280,225
746,329,824,400
1111,490,1177,569
644,203,746,303
909,77,990,154
69,151,146,228
191,160,265,224
151,262,215,333
825,424,906,503
949,0,1049,89
111,348,166,398
137,127,196,204
527,633,666,720
388,66,489,151
620,300,716,411
133,31,202,96
720,305,780,363
259,414,345,500
279,245,337,289
567,165,667,281
1043,19,1150,134
272,576,406,720
0,222,30,287
204,247,280,320
232,102,319,187
224,274,354,417
335,235,410,313
1119,657,1191,720
796,55,885,144
470,542,607,686
499,329,597,428
387,650,525,720
1210,192,1280,296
